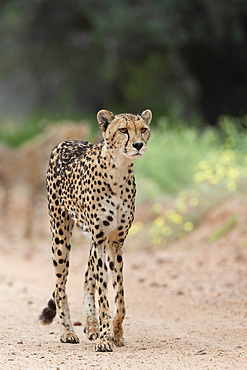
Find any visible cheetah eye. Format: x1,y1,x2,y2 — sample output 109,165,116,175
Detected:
119,128,128,134
141,128,147,133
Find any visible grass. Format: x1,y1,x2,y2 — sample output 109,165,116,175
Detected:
207,217,238,243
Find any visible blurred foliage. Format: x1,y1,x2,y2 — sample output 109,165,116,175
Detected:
0,110,93,147
135,117,220,198
0,0,247,124
135,114,247,200
133,115,247,246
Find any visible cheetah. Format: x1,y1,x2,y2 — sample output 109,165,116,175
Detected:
39,109,152,352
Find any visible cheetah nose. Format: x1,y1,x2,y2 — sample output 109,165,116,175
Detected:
133,142,143,151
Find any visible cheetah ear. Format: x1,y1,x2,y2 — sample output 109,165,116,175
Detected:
97,109,115,132
141,109,152,125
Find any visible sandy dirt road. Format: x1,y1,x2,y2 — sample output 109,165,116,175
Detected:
1,197,247,369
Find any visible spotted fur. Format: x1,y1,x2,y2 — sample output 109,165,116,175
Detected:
39,109,152,352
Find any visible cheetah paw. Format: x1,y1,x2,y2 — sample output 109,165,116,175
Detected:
83,317,99,341
60,332,80,344
112,326,124,346
95,342,113,352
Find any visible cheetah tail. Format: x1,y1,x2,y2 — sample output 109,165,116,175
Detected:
39,294,56,325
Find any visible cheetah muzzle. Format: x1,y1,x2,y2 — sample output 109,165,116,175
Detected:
39,109,152,352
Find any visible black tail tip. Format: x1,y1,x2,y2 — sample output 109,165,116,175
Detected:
39,298,56,325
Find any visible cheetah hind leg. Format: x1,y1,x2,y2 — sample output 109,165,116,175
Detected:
39,293,80,344
83,316,100,341
83,253,100,341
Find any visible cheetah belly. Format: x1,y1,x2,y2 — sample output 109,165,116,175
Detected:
95,197,134,240
61,191,88,231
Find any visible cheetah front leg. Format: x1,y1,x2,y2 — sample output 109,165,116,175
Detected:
51,211,79,344
108,243,125,347
90,241,113,352
83,245,99,341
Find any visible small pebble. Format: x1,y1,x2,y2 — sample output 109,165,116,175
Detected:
196,350,207,355
74,321,82,326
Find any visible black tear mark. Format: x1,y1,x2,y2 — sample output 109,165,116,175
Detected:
124,131,130,153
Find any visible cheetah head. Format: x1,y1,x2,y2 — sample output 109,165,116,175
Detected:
97,109,152,160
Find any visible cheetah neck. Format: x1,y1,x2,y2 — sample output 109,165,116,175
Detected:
99,144,135,193
101,144,134,170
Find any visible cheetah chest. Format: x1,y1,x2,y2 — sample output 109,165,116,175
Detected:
61,171,135,240
85,180,135,238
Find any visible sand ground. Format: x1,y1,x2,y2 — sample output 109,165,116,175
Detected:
1,196,247,369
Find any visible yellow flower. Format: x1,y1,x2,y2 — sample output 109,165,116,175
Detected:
129,221,144,236
166,209,175,219
226,168,239,180
189,197,199,207
152,202,162,213
215,163,225,178
178,191,188,200
183,222,194,232
209,175,221,185
194,172,205,183
172,213,183,224
154,217,165,228
220,150,234,164
161,226,172,236
204,169,213,181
